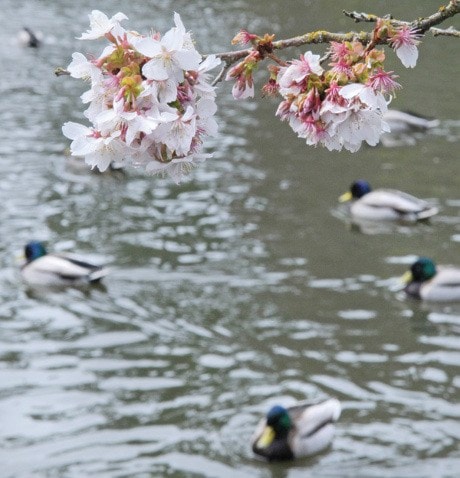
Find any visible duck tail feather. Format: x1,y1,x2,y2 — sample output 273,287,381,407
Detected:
89,267,110,282
417,206,439,220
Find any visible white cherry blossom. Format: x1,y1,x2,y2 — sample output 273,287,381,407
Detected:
62,121,127,172
135,14,201,83
64,12,219,182
67,52,102,83
193,55,221,98
78,10,128,40
153,106,197,156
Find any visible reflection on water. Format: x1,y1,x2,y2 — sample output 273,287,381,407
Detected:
0,0,459,477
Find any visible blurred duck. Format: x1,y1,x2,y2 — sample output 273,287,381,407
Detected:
252,398,341,462
21,241,109,287
339,180,439,222
402,257,460,302
383,110,440,134
381,110,440,147
17,27,42,48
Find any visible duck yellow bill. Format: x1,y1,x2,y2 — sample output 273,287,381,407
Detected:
338,191,353,203
15,253,25,262
257,426,275,448
401,271,413,284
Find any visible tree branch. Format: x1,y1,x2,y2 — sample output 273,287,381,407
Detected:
431,26,460,37
55,67,71,76
342,11,385,23
56,1,459,81
214,0,459,72
215,31,374,64
413,0,460,33
344,0,460,33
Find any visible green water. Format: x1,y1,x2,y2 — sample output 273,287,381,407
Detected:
0,1,459,476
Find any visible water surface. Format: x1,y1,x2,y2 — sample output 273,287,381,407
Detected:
0,1,459,477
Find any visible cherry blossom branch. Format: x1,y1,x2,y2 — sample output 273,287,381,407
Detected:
212,1,459,82
56,2,459,79
214,31,374,64
59,5,459,181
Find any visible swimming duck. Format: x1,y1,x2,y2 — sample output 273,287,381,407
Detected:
21,241,109,287
383,110,440,134
402,257,460,302
380,110,440,147
339,180,439,222
17,27,42,48
251,398,341,462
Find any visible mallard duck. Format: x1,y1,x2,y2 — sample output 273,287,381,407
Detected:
251,398,341,462
17,27,42,48
339,180,439,222
402,257,460,302
21,241,109,287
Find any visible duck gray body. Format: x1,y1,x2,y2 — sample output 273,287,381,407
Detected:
251,398,341,461
351,189,438,221
380,110,440,147
340,180,438,222
383,110,439,134
21,241,108,287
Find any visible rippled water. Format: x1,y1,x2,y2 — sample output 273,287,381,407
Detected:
1,1,459,477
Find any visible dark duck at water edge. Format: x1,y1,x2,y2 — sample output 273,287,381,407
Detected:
402,257,460,302
21,241,109,287
339,180,439,222
17,27,42,48
251,398,341,462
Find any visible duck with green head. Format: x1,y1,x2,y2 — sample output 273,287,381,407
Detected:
21,241,109,287
251,398,341,461
402,257,460,302
339,180,439,222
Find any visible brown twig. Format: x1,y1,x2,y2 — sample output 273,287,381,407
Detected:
343,11,384,23
214,1,459,67
56,1,459,83
54,67,70,76
344,0,460,34
431,26,460,37
413,0,460,33
214,31,373,64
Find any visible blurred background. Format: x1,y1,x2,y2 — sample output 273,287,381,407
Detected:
0,1,459,476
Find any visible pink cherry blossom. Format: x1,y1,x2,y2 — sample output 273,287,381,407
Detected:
278,51,323,95
368,68,401,94
389,25,422,68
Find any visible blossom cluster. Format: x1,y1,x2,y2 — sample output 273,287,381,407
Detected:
226,23,421,152
63,10,220,183
274,43,403,152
